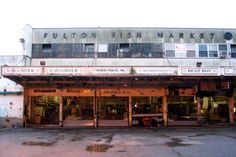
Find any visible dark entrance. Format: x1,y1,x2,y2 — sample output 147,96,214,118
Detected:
31,96,59,125
63,97,94,126
97,97,128,126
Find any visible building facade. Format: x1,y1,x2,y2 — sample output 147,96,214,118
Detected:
1,25,236,127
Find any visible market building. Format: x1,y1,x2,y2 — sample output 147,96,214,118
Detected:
1,25,236,127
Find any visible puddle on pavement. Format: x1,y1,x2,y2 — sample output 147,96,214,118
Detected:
94,135,113,143
189,133,207,137
70,135,84,141
86,144,113,152
37,136,47,139
95,139,102,142
103,135,113,143
55,134,65,141
165,138,192,147
22,140,56,146
117,150,126,152
223,135,236,140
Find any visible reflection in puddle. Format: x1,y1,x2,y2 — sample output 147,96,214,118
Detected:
117,150,126,152
22,140,56,146
165,138,192,147
86,144,113,152
70,135,84,142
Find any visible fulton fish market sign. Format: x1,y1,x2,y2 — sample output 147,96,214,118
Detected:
32,28,235,43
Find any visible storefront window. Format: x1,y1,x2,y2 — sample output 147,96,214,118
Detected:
132,97,163,127
132,97,162,114
234,98,236,123
200,96,229,124
31,96,60,124
63,97,93,120
98,97,128,120
168,96,196,121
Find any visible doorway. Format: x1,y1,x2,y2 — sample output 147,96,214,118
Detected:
199,96,229,125
97,97,128,126
132,96,163,127
63,97,94,127
168,96,197,126
31,96,59,125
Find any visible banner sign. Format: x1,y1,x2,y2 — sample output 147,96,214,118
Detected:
181,68,219,76
44,67,131,76
1,67,43,76
133,67,178,75
224,67,236,76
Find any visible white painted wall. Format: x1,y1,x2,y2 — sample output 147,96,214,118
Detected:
0,95,23,118
0,56,24,122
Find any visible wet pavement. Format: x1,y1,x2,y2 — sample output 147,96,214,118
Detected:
0,127,236,157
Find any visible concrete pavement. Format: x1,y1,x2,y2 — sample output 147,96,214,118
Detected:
0,127,236,157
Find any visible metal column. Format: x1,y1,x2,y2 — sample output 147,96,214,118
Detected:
163,95,168,127
59,96,63,127
93,89,98,127
197,97,201,125
128,96,132,127
229,96,234,126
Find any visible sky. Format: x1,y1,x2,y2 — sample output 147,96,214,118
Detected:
0,0,236,55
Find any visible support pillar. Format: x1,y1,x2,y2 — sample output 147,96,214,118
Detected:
25,91,31,127
128,96,132,127
229,96,234,127
163,95,168,127
59,96,63,127
197,97,201,125
93,89,98,127
28,96,32,120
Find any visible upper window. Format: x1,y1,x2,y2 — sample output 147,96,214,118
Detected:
219,44,227,51
175,44,187,58
31,43,229,59
84,44,94,57
42,44,52,58
199,44,208,57
231,44,236,58
84,44,94,53
152,43,164,58
53,44,72,58
119,43,130,58
208,44,218,57
108,43,119,58
131,43,143,57
32,44,42,58
218,44,227,58
152,43,163,52
165,43,175,57
142,43,152,57
72,43,83,57
186,44,196,57
97,44,108,58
